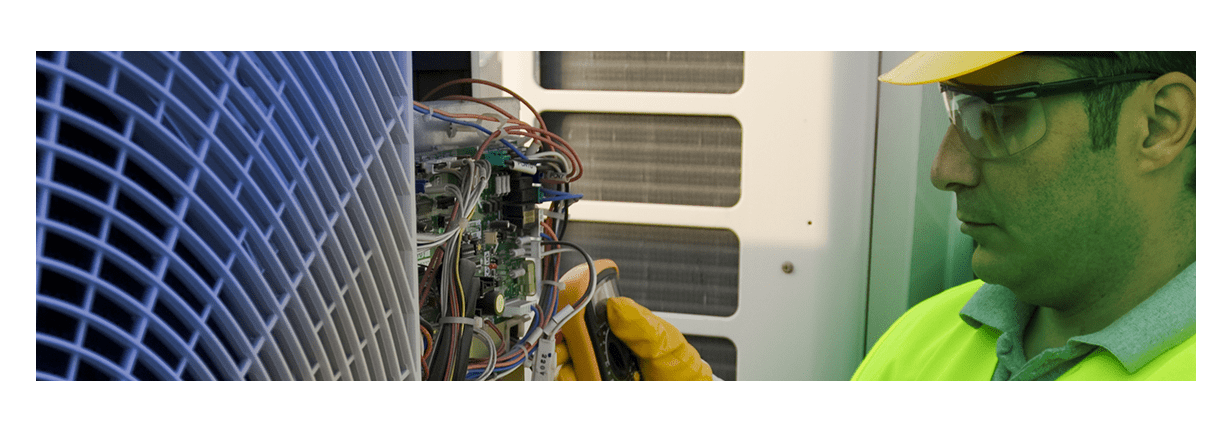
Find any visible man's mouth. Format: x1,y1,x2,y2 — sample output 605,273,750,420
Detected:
957,214,996,231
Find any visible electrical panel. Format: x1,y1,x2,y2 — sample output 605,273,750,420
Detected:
411,87,593,381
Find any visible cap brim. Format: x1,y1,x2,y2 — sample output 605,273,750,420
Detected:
879,51,1023,85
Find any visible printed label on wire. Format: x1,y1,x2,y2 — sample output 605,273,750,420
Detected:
532,335,557,381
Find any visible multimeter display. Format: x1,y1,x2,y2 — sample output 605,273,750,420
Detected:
585,269,640,381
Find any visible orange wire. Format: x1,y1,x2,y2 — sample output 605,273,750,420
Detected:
420,323,433,377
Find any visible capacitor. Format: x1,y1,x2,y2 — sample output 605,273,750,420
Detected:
478,290,505,317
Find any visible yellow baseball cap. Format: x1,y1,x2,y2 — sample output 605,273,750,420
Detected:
879,51,1023,85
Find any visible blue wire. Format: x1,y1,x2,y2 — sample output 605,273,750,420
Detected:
414,105,528,159
539,188,582,202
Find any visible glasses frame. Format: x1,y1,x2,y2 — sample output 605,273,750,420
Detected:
939,72,1162,159
940,72,1161,105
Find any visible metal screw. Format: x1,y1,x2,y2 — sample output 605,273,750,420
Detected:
782,262,794,274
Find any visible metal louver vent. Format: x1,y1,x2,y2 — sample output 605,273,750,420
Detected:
35,51,417,381
560,221,738,317
538,51,744,94
543,112,741,207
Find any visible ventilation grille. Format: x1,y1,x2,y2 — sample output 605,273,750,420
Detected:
35,51,417,381
560,221,738,317
538,51,744,94
543,112,741,207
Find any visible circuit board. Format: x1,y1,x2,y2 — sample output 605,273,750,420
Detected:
414,145,545,319
412,93,585,381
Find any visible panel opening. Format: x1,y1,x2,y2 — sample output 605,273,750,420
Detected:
542,112,741,207
560,222,738,316
683,334,737,381
538,51,744,94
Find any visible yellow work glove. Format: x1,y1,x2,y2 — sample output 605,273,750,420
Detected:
606,297,713,381
554,337,578,381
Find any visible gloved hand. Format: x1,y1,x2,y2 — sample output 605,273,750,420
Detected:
554,297,714,381
605,297,713,381
554,337,579,381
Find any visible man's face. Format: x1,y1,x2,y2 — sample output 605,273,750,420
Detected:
931,56,1142,308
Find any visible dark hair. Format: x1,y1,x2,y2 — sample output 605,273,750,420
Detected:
1032,51,1196,193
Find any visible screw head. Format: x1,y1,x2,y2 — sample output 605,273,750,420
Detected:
782,262,794,274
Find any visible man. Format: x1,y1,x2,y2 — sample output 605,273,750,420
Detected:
560,52,1196,381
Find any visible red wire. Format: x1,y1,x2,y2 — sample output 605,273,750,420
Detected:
414,97,583,181
440,95,518,121
422,78,547,141
426,96,579,176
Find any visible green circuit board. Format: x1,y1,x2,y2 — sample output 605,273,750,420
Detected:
415,147,541,323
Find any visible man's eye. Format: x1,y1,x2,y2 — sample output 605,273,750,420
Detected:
993,106,1028,133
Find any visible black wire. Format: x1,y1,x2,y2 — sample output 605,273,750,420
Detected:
541,240,596,311
554,183,571,239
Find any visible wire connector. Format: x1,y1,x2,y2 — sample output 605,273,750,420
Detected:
508,160,537,175
503,299,536,317
544,305,575,335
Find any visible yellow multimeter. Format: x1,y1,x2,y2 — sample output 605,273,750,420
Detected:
557,259,640,381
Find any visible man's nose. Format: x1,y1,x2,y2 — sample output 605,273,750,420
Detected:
931,125,981,192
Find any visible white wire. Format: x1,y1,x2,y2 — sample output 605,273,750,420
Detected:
416,161,489,253
535,243,595,336
488,366,521,381
541,248,576,257
525,151,573,175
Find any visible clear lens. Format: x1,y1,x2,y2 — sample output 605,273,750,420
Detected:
942,88,1048,159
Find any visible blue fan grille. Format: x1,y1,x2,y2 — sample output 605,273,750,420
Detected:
35,51,419,381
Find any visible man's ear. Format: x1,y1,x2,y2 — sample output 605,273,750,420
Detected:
1138,72,1196,173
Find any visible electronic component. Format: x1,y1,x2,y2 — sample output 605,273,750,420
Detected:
412,80,588,381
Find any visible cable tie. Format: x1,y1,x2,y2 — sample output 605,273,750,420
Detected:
481,112,517,144
440,316,482,327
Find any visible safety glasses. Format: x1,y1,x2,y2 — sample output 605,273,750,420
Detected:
940,72,1160,159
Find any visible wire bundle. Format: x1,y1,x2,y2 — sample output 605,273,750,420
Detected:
414,79,593,381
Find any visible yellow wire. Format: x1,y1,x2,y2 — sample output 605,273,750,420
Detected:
453,207,478,315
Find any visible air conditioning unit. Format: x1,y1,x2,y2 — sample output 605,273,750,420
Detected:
476,51,886,380
34,50,971,381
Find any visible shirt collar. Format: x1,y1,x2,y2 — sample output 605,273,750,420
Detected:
957,262,1196,374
